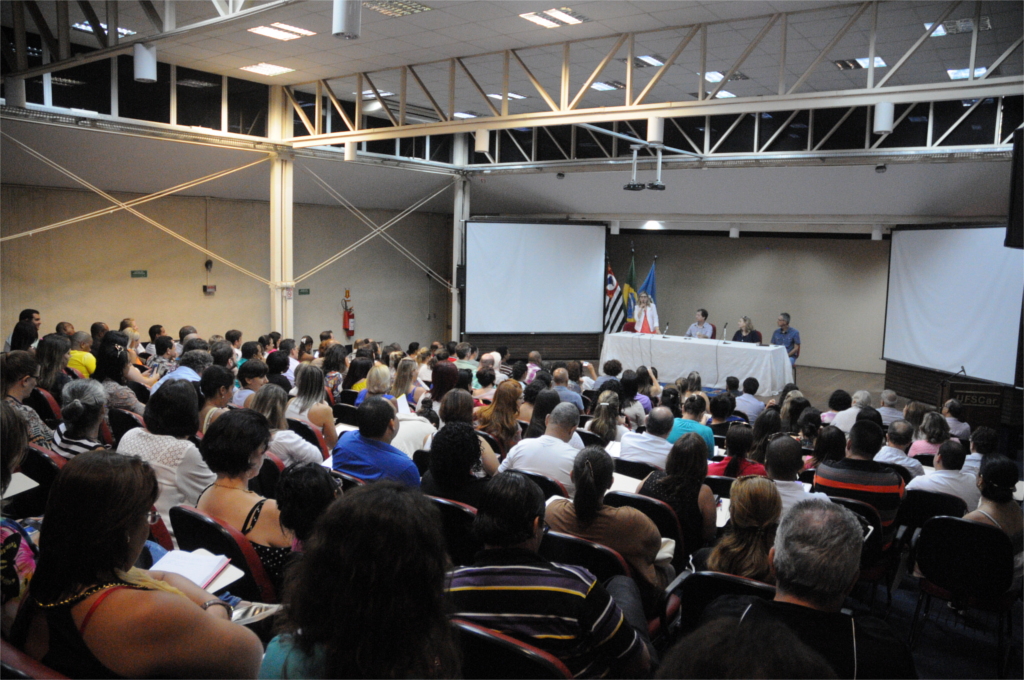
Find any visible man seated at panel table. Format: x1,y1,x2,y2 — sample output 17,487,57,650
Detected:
684,308,713,339
618,407,675,469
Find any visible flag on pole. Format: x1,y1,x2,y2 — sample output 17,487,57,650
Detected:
604,262,625,334
622,253,638,323
639,259,656,303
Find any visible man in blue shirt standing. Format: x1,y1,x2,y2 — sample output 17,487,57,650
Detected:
771,312,801,366
333,397,420,487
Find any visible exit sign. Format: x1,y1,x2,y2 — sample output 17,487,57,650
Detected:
131,270,147,278
298,288,310,295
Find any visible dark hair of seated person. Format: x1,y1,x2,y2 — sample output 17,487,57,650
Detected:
808,425,846,469
659,386,682,418
828,389,852,412
855,405,884,429
153,335,174,357
429,361,459,403
473,471,547,547
455,368,473,392
723,423,755,478
90,338,131,386
237,359,268,389
438,388,474,425
656,615,837,679
200,408,272,477
510,361,528,381
144,379,200,438
521,379,545,405
209,341,234,368
240,341,261,361
356,396,396,439
424,422,487,505
10,320,38,352
523,388,562,439
276,462,341,545
266,350,290,375
276,481,460,678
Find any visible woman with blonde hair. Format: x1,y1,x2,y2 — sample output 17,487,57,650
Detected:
908,411,952,458
252,384,323,466
286,365,338,450
355,364,393,406
702,476,781,583
584,390,628,445
390,358,426,413
475,380,522,454
732,316,762,344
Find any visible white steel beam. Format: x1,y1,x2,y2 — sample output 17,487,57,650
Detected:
876,1,961,88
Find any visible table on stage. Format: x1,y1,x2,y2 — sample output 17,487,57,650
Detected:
599,332,794,397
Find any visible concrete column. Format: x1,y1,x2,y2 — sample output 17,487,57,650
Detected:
451,133,469,341
267,85,295,338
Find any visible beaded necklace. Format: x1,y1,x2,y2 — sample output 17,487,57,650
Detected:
34,581,149,609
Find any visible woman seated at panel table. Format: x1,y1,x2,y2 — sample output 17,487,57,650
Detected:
732,316,762,344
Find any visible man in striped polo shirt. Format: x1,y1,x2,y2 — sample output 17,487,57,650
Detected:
447,472,651,678
813,420,906,547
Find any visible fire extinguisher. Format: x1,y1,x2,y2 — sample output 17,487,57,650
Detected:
342,294,355,338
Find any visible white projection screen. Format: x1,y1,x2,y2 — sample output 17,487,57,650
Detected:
883,226,1023,384
465,221,606,333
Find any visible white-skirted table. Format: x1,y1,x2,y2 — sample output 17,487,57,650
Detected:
600,332,794,397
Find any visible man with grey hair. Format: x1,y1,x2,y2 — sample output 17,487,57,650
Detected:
874,419,924,478
942,399,971,440
770,312,800,367
618,406,675,468
499,402,580,496
703,499,917,679
150,349,213,394
877,389,902,426
831,390,873,434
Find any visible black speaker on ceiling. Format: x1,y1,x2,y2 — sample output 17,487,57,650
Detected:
1006,128,1022,249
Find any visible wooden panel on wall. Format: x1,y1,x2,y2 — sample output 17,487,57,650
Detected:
464,334,602,362
885,361,1022,428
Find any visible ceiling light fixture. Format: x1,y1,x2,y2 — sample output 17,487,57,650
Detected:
486,92,527,100
637,55,665,67
50,76,87,87
355,89,395,98
362,1,433,17
71,22,136,37
642,221,664,229
947,67,986,80
520,13,562,28
834,57,887,70
249,24,316,40
520,7,590,28
591,80,625,91
543,8,582,25
926,16,991,37
240,63,295,76
700,70,748,82
177,79,219,88
333,0,361,39
453,111,478,119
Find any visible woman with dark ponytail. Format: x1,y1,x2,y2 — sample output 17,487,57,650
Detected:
708,422,765,478
546,446,669,616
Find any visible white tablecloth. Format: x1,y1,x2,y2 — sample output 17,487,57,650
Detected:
600,332,793,397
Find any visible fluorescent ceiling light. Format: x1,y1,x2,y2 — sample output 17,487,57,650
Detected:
362,1,433,17
248,26,304,40
453,111,478,119
50,76,87,86
71,22,136,37
355,89,395,98
520,13,561,28
926,16,991,36
925,22,948,37
855,57,887,68
240,63,295,76
591,80,625,91
716,91,736,98
642,221,664,230
486,92,527,100
947,67,986,80
177,79,219,88
544,8,582,25
271,22,316,36
637,55,665,67
836,57,887,70
703,71,725,83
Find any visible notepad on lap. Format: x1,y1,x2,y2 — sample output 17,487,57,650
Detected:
4,472,39,497
152,548,232,589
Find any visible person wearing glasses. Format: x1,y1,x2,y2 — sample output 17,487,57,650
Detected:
1,350,54,448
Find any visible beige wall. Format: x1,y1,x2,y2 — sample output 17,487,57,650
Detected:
608,233,891,374
1,185,452,347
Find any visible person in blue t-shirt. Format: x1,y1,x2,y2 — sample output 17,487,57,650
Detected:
667,394,716,454
770,312,801,366
332,397,419,487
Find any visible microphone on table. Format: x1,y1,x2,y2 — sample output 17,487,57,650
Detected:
662,323,670,338
721,322,729,343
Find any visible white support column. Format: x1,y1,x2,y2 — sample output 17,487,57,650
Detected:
451,133,469,341
267,85,295,338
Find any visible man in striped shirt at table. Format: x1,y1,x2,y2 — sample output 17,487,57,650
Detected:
813,420,906,547
447,471,651,678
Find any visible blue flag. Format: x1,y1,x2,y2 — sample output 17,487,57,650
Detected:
639,260,656,303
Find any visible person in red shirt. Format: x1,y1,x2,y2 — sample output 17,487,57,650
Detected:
708,422,766,478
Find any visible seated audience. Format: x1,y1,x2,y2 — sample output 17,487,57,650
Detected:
119,380,215,532
354,364,393,406
390,357,427,412
963,425,998,475
765,435,830,516
618,406,674,468
266,350,292,392
517,378,542,422
702,499,917,679
523,388,584,449
619,370,648,427
873,419,924,478
287,365,338,450
796,408,821,449
233,359,268,408
52,380,109,459
197,365,234,435
35,333,73,405
547,447,669,615
909,411,954,458
473,367,497,403
701,476,781,583
438,389,499,475
342,356,373,393
831,390,871,433
668,395,715,453
963,456,1023,578
635,365,660,401
705,393,744,434
905,440,980,509
2,351,55,448
425,361,458,411
1,402,35,637
638,433,717,557
821,389,852,425
272,462,340,553
856,405,884,430
277,339,300,384
499,402,581,496
813,421,905,546
251,384,324,467
151,349,212,395
9,319,38,353
877,389,903,426
524,351,543,383
11,450,263,678
447,472,650,678
592,359,622,392
262,482,459,678
421,422,490,507
942,398,971,440
780,396,811,434
321,344,348,403
66,332,96,378
333,397,419,487
584,390,629,445
903,400,934,439
551,367,584,411
198,409,292,589
708,422,765,477
735,377,765,422
146,336,177,378
475,380,523,454
805,424,846,471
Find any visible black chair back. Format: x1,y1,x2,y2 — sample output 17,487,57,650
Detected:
127,380,150,405
876,461,914,486
428,496,482,566
538,530,631,583
413,449,430,476
896,489,967,535
333,403,359,426
675,571,776,635
580,395,592,414
453,619,572,679
286,418,328,458
5,444,63,519
828,496,883,558
475,429,504,456
709,422,731,439
109,408,145,448
248,454,285,499
581,390,599,413
915,453,935,468
338,389,359,406
518,471,568,499
614,458,660,480
329,469,366,493
169,505,278,603
798,468,816,484
916,516,1014,600
577,414,593,427
23,388,61,428
576,429,604,448
704,475,736,499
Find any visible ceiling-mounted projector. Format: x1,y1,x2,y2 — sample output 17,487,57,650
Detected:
624,181,646,191
646,181,665,191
